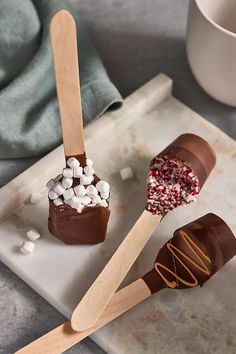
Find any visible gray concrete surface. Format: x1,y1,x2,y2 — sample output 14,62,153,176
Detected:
1,1,235,353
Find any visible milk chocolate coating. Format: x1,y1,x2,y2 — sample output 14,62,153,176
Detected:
159,133,216,188
143,213,236,294
48,153,110,245
48,201,110,245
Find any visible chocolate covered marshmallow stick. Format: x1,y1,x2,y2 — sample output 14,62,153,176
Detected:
71,133,216,331
48,10,110,245
15,214,236,354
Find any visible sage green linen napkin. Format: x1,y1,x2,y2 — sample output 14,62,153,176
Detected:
0,0,122,158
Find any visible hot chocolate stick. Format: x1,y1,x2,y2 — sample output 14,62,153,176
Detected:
71,134,216,331
50,10,85,159
49,10,110,245
15,214,236,354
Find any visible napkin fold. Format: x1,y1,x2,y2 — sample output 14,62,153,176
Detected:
0,0,122,158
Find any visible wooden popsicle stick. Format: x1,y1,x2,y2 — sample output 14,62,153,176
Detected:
50,10,85,157
15,279,151,354
71,210,162,331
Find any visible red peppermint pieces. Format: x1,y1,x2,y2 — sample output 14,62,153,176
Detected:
146,156,200,215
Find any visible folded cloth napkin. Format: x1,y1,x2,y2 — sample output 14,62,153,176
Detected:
0,0,122,158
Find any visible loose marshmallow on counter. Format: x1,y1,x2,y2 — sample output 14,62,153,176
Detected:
20,241,35,255
74,184,86,198
80,175,94,185
67,157,80,170
96,180,110,193
46,179,56,190
55,174,63,182
74,167,83,178
53,182,66,196
81,195,91,206
62,177,73,189
63,168,74,178
86,185,98,198
101,192,109,200
84,165,95,177
27,228,40,242
53,198,64,206
30,192,43,204
120,166,133,181
48,190,59,200
63,188,75,200
86,158,93,167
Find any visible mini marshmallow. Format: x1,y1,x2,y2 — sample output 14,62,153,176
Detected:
63,188,75,200
20,241,35,255
46,179,56,190
96,180,110,193
100,192,109,200
64,198,73,206
84,166,95,177
67,157,80,169
81,195,91,206
55,174,63,182
30,192,43,204
86,158,93,167
53,182,66,196
92,195,102,204
48,190,59,200
80,175,94,185
86,185,98,198
74,167,83,178
74,184,86,198
77,205,84,213
26,228,40,242
53,198,64,206
70,196,82,209
87,203,96,207
62,177,73,189
99,199,108,208
63,168,74,178
120,166,134,181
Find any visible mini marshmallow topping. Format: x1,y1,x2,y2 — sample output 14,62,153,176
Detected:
47,157,110,213
67,157,80,169
146,156,200,215
62,177,73,189
63,168,74,178
48,190,59,200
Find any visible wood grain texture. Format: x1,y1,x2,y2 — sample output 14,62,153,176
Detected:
15,279,151,354
71,210,161,331
50,10,85,157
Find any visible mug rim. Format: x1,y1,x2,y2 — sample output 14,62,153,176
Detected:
195,0,236,38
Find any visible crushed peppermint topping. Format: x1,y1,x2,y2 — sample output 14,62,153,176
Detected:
146,156,200,215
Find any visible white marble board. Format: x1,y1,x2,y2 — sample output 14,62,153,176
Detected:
0,74,235,354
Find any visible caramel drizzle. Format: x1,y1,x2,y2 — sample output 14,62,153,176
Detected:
155,230,211,288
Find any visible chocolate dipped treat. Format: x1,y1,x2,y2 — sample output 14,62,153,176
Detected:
143,213,236,293
47,155,110,245
71,133,217,332
146,133,216,215
48,11,110,245
17,214,236,353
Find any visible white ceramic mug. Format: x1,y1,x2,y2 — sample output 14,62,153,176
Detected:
186,0,236,106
